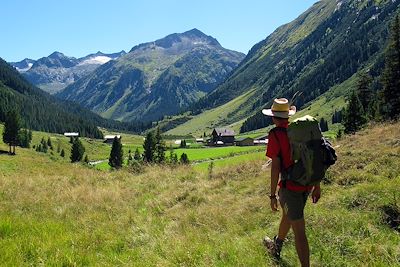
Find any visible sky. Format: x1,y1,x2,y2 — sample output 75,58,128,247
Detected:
1,0,319,62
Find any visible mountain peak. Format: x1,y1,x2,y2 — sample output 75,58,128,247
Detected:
130,29,221,52
48,51,67,59
181,28,220,46
183,28,205,37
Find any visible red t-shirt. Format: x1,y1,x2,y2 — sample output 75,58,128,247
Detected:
266,122,293,170
266,123,311,192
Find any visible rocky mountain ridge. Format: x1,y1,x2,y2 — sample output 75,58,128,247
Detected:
57,29,245,122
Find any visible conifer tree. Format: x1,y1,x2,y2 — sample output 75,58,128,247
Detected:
41,138,48,153
319,118,329,132
356,72,373,114
169,145,178,165
47,137,53,150
36,144,42,152
109,136,123,168
332,110,343,124
154,127,166,163
18,128,32,148
143,131,156,162
84,155,89,164
128,149,133,163
70,138,85,162
381,15,400,120
343,90,367,134
180,139,187,148
180,153,190,164
2,110,21,154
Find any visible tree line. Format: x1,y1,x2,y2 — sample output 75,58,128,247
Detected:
2,109,190,170
343,15,400,133
107,127,190,170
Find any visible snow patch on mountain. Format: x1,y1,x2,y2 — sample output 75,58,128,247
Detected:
16,63,33,72
79,56,112,65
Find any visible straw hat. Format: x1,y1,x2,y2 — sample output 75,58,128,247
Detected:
262,98,296,119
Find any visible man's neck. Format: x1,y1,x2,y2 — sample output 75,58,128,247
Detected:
275,121,289,128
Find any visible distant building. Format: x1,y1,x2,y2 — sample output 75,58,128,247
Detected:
195,138,204,143
253,139,268,145
254,134,268,146
104,135,121,144
235,137,254,146
174,140,182,145
210,128,235,146
64,132,79,137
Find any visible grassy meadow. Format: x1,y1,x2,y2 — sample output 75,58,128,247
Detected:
0,122,399,266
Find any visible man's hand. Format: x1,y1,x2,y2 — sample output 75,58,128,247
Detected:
311,185,321,204
270,197,279,211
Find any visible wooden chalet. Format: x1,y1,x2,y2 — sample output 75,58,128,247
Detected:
210,128,235,146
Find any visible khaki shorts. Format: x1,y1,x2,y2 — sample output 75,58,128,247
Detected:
279,187,309,221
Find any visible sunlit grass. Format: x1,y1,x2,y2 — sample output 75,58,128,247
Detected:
0,122,399,265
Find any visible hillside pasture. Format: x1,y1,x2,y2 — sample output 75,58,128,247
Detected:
0,122,399,265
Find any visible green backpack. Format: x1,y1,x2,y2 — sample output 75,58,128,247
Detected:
276,115,337,186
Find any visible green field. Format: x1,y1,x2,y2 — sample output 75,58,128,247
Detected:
193,151,266,171
174,146,264,162
20,123,267,172
95,145,265,171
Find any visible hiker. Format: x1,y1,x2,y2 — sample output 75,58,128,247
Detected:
262,98,321,267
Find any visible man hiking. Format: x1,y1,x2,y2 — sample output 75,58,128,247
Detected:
262,98,321,267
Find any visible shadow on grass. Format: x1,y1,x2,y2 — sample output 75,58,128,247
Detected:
0,149,10,155
381,204,400,232
263,250,293,267
0,149,15,156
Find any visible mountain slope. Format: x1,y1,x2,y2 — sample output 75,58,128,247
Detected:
180,0,399,133
57,29,245,122
11,51,126,94
0,58,149,138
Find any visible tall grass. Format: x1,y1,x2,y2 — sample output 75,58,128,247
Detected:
0,122,399,265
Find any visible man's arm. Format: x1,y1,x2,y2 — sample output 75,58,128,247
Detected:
270,157,280,211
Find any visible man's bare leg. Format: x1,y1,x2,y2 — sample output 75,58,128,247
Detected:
278,210,291,241
291,218,310,267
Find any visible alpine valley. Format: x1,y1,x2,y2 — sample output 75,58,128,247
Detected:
1,0,400,265
6,0,400,136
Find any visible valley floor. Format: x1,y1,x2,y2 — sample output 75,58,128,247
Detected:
0,122,399,266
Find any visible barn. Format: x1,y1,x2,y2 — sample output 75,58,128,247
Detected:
235,137,254,146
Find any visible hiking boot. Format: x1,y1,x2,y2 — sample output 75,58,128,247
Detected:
263,235,284,259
